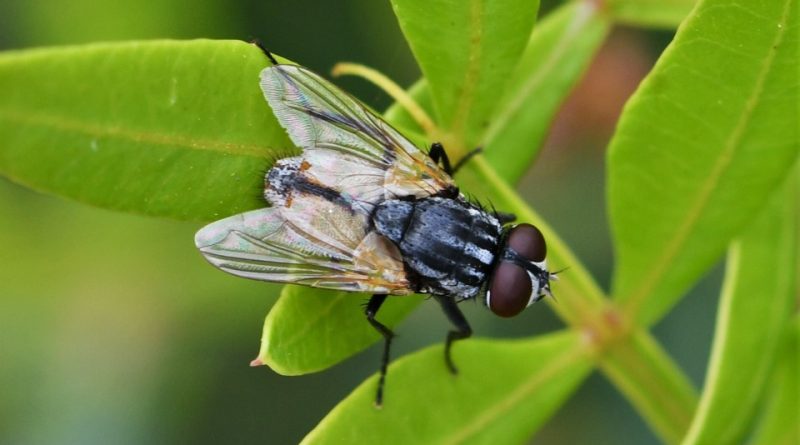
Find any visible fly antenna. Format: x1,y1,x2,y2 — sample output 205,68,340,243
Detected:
251,38,279,65
549,266,569,281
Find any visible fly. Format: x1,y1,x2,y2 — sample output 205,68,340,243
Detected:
194,44,557,406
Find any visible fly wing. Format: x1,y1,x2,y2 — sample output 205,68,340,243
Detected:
194,203,411,295
260,64,455,208
195,62,452,294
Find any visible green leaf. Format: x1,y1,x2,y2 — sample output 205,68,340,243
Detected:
391,0,540,149
608,0,696,28
303,332,593,444
483,0,611,183
681,170,797,445
254,286,422,375
750,316,800,445
0,40,291,221
607,0,799,325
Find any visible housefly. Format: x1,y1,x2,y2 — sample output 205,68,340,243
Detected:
195,45,556,405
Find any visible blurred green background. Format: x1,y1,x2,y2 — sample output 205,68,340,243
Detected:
0,1,722,443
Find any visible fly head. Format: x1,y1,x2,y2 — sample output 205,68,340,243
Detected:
486,223,555,317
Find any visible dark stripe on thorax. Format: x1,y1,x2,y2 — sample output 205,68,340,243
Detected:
469,217,502,251
414,237,492,276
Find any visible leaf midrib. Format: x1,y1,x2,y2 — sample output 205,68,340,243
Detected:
448,0,483,141
0,107,269,159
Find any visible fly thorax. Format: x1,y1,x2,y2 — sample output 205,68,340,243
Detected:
373,197,503,300
372,200,414,245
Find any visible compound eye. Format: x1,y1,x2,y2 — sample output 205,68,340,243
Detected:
487,262,532,318
507,223,546,262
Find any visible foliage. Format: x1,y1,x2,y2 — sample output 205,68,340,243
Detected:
0,0,796,443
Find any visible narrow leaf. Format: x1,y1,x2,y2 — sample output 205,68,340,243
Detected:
681,170,797,445
750,316,800,445
254,286,422,375
608,0,696,28
0,40,291,221
608,0,799,325
391,0,540,149
483,0,611,182
303,332,593,444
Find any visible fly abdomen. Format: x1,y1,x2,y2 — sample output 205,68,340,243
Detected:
372,197,503,299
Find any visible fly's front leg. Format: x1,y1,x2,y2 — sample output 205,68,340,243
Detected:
429,142,483,176
365,294,394,406
433,295,472,374
428,142,454,175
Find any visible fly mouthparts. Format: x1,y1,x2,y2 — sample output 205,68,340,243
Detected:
543,286,558,303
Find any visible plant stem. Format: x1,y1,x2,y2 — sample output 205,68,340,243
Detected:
332,62,438,137
600,330,698,444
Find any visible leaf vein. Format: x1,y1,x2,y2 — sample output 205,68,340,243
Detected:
0,107,269,158
449,0,483,138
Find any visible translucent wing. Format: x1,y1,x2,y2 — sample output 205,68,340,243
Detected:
260,64,455,210
194,199,412,295
196,62,452,294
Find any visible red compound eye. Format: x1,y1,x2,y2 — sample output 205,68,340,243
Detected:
487,262,532,318
507,223,546,262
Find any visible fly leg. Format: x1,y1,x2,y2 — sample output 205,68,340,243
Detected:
429,143,483,175
365,294,394,406
428,142,454,174
434,295,473,374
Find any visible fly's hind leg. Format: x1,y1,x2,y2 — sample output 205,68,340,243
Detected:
434,295,472,374
429,143,483,176
365,294,394,407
